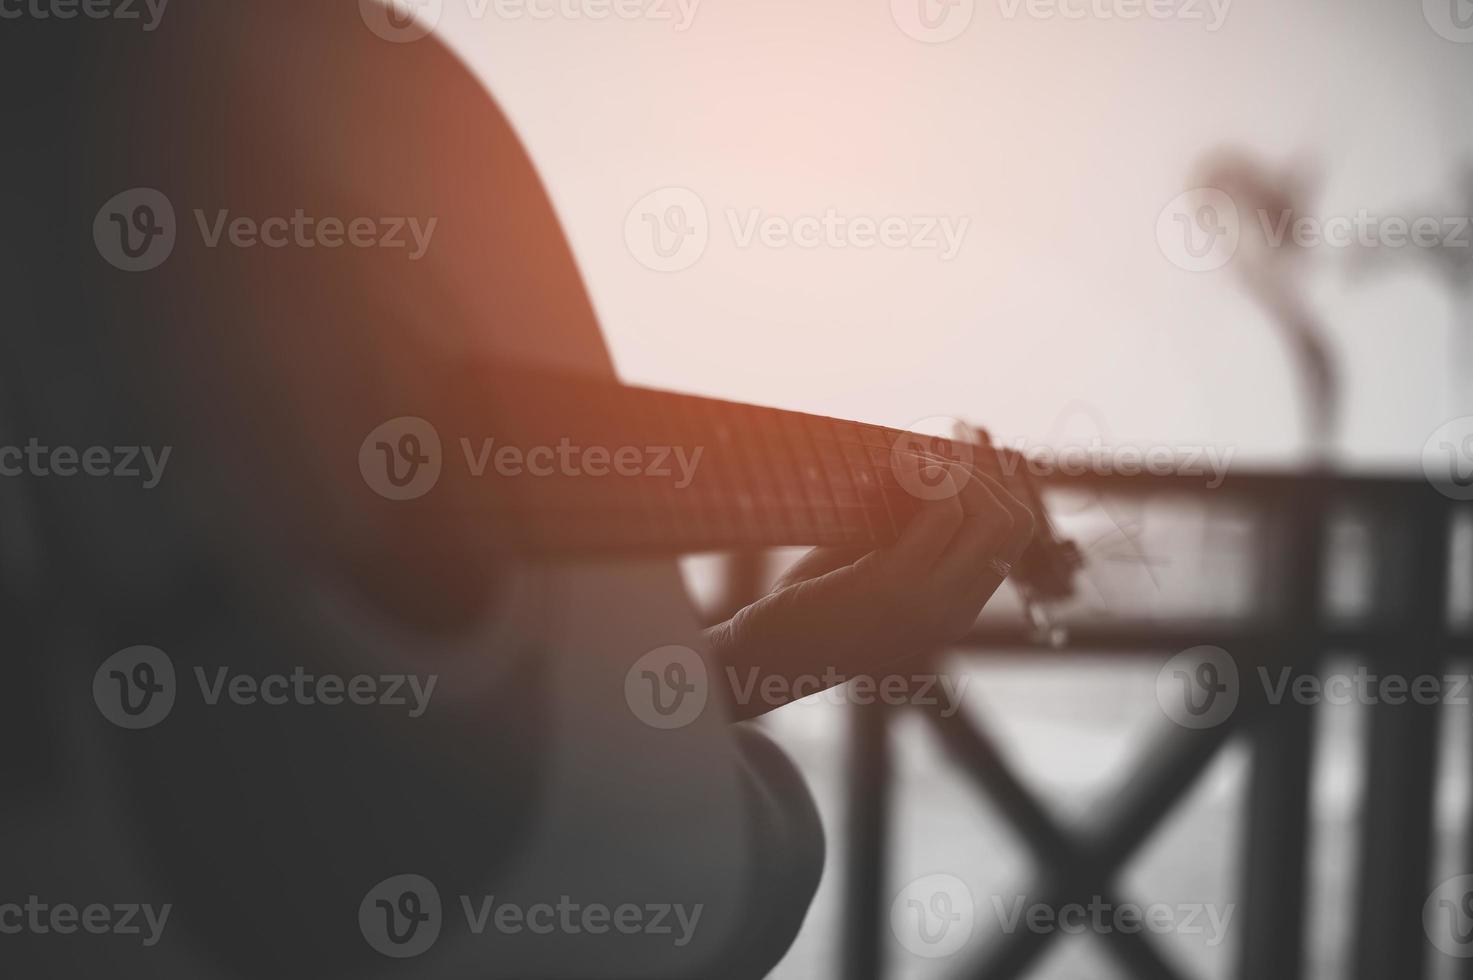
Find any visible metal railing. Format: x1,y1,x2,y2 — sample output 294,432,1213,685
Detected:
813,468,1470,980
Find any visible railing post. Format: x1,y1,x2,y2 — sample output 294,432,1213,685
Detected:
842,699,891,980
1236,491,1324,980
1352,500,1452,980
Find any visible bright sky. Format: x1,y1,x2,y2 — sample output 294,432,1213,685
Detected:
428,0,1473,470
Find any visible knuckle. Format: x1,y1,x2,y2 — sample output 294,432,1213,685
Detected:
940,494,965,525
1013,503,1037,538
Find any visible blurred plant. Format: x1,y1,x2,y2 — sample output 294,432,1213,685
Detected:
1195,149,1339,461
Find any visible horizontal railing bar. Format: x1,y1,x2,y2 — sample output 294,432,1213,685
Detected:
1035,466,1457,505
952,623,1467,654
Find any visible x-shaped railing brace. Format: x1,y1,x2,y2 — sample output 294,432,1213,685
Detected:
924,700,1244,980
915,479,1337,980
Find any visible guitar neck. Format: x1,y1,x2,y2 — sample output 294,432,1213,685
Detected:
400,364,1078,601
497,375,921,553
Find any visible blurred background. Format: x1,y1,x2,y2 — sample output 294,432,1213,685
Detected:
439,0,1471,458
438,2,1471,978
433,0,1473,972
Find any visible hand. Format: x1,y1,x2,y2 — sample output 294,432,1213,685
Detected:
706,457,1036,721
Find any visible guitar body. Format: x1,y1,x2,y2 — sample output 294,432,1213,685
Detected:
5,6,1077,976
2,4,783,978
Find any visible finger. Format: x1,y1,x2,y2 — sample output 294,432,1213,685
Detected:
882,455,965,574
932,463,1015,588
973,469,1037,561
773,545,871,591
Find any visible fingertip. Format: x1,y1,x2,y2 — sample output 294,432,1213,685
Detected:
920,462,962,501
930,484,965,523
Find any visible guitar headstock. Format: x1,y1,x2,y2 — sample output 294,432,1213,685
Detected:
909,424,1083,642
971,427,1082,605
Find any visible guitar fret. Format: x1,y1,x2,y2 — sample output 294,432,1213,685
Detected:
782,417,834,544
833,421,880,545
707,398,759,547
727,401,787,544
805,415,873,546
759,413,813,543
858,423,901,540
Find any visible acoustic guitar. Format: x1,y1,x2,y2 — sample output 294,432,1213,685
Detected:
0,3,1077,978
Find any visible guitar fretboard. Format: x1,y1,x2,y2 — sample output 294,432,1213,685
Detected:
365,365,1077,601
463,371,967,549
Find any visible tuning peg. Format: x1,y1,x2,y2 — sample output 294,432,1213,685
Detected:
1025,600,1069,650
